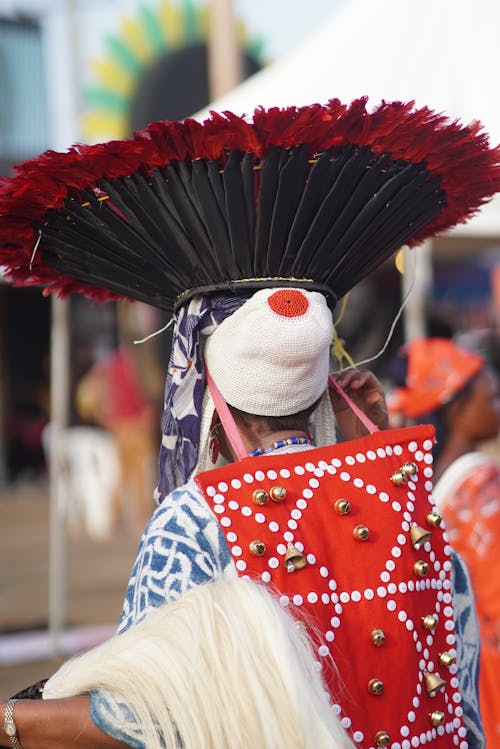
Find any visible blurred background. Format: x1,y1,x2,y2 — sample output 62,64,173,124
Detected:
2,0,500,696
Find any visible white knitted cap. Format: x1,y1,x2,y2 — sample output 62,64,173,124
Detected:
203,288,333,416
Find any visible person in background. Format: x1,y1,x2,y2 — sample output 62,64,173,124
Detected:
77,347,157,533
389,336,500,747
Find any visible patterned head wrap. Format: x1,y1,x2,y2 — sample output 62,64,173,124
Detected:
154,293,247,503
389,337,484,419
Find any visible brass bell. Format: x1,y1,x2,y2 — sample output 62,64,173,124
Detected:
439,651,456,668
422,614,438,631
252,489,269,506
284,543,307,572
367,678,384,695
429,710,446,727
410,525,432,550
249,540,266,557
370,629,385,647
426,511,442,528
270,485,287,502
353,524,370,541
423,670,447,697
401,461,418,476
374,731,391,747
414,560,429,577
334,498,351,515
391,469,407,486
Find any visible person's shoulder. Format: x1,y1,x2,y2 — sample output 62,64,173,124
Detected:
145,479,214,533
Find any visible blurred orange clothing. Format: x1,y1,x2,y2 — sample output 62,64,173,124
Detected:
434,453,500,747
77,349,156,532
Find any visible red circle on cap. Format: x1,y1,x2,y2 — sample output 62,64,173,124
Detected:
267,289,309,317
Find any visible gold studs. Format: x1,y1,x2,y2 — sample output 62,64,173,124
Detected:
334,498,351,515
410,525,432,550
426,511,442,528
370,629,386,647
353,524,370,541
429,710,446,727
374,731,391,747
249,540,266,557
391,469,407,486
252,489,269,506
367,678,384,695
284,543,307,572
422,614,438,631
401,461,418,476
439,651,456,668
414,560,429,577
423,670,446,697
270,485,286,502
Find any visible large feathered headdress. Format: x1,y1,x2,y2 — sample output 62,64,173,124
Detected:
1,97,500,313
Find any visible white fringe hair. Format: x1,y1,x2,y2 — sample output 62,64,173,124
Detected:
44,577,354,749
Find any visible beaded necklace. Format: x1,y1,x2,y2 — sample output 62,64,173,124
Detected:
249,436,313,457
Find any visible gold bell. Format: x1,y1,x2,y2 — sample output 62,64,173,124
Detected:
270,485,287,502
423,670,447,697
426,511,442,528
414,560,429,577
410,525,432,550
429,710,446,727
370,629,386,647
439,651,456,668
367,678,384,695
422,614,438,631
334,498,351,515
401,461,418,476
249,540,266,557
284,543,307,572
391,469,407,486
374,731,391,747
252,489,269,506
353,524,370,541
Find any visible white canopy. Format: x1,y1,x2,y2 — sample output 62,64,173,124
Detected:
197,0,500,236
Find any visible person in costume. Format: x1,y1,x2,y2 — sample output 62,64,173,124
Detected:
390,337,500,748
0,98,499,749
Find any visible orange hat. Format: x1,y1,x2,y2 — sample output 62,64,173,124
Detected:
390,337,484,418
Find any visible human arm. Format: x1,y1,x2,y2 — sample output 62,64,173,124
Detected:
329,369,389,439
0,696,129,749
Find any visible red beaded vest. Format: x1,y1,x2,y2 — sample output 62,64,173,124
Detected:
196,425,467,749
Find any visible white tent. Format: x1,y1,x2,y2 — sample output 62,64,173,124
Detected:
197,0,500,236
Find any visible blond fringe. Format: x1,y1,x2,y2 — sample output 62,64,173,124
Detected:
44,577,354,749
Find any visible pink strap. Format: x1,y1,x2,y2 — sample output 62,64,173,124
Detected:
205,367,248,460
328,374,379,434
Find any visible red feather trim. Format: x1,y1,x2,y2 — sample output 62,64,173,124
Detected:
1,97,500,303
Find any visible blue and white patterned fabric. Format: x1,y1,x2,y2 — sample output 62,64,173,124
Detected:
155,293,247,504
451,550,485,749
89,444,485,748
